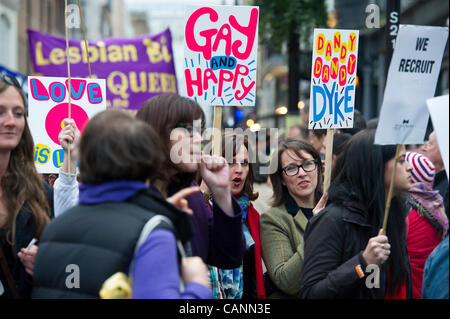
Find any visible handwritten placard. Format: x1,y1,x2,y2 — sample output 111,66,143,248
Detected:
309,29,359,129
28,76,106,173
183,5,259,106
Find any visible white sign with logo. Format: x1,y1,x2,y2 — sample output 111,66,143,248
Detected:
375,25,448,145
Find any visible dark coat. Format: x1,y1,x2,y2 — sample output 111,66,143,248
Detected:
32,189,192,299
167,182,246,269
300,200,412,299
0,182,53,299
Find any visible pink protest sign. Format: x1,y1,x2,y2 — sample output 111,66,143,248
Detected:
183,5,259,106
28,76,106,173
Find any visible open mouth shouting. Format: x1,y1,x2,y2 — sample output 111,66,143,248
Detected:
232,177,242,188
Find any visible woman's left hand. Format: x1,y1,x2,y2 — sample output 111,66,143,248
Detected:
313,192,328,216
18,245,38,276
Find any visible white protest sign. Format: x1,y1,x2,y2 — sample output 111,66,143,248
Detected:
426,95,449,180
28,76,106,173
183,5,259,106
375,25,448,145
309,28,359,129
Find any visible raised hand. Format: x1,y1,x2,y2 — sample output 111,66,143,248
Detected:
313,192,328,216
58,118,80,174
199,155,233,216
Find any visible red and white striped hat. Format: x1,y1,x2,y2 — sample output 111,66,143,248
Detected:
405,152,435,186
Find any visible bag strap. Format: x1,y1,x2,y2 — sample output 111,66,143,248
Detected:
0,244,21,299
128,215,186,291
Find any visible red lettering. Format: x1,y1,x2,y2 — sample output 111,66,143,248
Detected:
212,24,232,57
322,65,329,83
235,78,255,101
331,58,339,79
232,64,249,89
203,68,218,90
348,54,356,75
184,68,203,97
313,57,323,78
339,65,347,86
217,69,233,96
185,7,219,60
228,8,259,60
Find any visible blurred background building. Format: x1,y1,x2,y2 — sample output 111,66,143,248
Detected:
255,0,449,135
0,0,448,132
0,0,130,76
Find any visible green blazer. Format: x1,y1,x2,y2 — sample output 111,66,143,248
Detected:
260,204,309,298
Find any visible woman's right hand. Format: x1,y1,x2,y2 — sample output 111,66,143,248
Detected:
59,119,80,156
362,229,391,266
181,256,210,287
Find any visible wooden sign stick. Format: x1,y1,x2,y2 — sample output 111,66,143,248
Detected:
212,106,222,156
323,128,335,193
381,144,402,235
78,0,92,78
64,0,72,177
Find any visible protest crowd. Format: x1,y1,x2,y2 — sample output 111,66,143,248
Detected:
0,1,449,302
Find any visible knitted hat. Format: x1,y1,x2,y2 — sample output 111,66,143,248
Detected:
405,152,435,186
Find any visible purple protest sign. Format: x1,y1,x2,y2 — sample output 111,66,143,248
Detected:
28,28,177,111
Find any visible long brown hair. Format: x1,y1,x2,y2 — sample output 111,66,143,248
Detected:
136,94,205,190
222,132,258,201
270,138,323,207
0,80,50,244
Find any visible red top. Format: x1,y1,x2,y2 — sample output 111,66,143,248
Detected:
246,202,266,299
406,208,442,299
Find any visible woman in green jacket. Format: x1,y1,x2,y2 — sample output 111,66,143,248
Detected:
260,138,325,298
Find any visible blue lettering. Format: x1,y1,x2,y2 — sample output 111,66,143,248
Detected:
38,147,50,164
312,85,327,122
344,85,354,113
50,83,66,102
333,92,345,124
52,149,64,168
323,82,336,115
210,56,237,71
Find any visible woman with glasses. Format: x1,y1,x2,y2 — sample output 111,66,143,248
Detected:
136,94,245,272
0,74,53,299
260,138,325,298
300,129,413,299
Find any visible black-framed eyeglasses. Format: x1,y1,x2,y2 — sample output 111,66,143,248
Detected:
282,160,318,176
1,73,21,89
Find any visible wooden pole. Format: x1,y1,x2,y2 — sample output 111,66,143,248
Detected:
381,144,402,235
323,128,335,193
212,106,222,156
64,0,72,178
